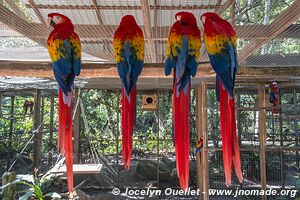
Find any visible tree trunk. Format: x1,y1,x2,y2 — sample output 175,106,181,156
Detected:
262,0,271,54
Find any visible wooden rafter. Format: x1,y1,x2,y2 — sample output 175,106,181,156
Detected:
238,0,300,63
0,3,48,47
25,4,221,10
3,0,30,22
28,0,46,26
0,3,112,60
140,0,157,63
91,0,103,25
153,0,160,62
216,0,234,15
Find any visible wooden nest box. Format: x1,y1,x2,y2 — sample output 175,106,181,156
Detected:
142,95,157,110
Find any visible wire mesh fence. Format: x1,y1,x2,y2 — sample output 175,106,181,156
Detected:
0,85,299,199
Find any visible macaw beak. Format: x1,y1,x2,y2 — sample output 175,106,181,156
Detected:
47,17,52,28
201,16,206,24
47,17,56,28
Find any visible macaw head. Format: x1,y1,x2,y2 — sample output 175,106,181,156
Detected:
119,15,138,28
175,11,197,27
197,137,203,148
200,12,223,25
47,13,73,29
270,81,278,92
175,11,198,34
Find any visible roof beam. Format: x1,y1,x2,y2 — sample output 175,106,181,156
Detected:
0,3,48,47
27,0,47,26
3,0,30,22
238,0,300,63
0,4,110,60
91,0,103,25
1,62,300,83
140,0,157,63
215,0,234,15
25,4,221,10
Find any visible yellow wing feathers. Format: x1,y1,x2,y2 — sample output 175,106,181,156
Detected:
166,32,182,58
113,35,144,63
204,34,237,55
166,32,201,60
113,37,124,63
188,35,201,60
48,35,81,62
131,35,144,61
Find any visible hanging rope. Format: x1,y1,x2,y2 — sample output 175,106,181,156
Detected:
80,97,99,164
7,120,44,171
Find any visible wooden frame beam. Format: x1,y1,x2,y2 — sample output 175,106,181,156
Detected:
196,82,208,200
0,3,48,47
238,0,300,63
140,0,157,63
91,0,103,25
0,4,108,59
28,0,47,26
25,4,221,10
258,84,267,200
4,0,30,22
215,0,234,14
1,62,300,82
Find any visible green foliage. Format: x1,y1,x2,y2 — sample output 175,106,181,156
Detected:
0,173,61,200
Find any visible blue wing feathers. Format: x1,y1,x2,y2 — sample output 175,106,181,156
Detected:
165,35,198,95
188,58,198,77
209,42,237,98
52,37,81,95
117,41,144,97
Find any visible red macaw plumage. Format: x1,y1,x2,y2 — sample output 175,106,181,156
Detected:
165,12,201,190
47,13,81,198
269,81,279,116
201,12,243,186
113,15,144,170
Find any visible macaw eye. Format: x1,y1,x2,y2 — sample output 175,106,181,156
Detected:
56,16,60,20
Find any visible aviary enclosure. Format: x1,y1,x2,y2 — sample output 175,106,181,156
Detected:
0,0,300,200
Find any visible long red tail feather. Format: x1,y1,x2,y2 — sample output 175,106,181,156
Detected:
219,80,243,186
174,79,190,190
122,86,136,170
58,90,73,197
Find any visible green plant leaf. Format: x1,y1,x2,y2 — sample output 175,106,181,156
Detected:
17,180,34,188
33,184,44,200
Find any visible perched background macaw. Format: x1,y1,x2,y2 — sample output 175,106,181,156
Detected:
201,12,243,187
47,13,81,198
165,11,201,190
269,81,279,116
113,15,144,170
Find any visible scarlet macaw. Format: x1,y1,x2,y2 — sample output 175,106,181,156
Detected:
113,15,144,170
269,81,279,116
201,12,243,186
165,11,201,190
47,13,81,197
